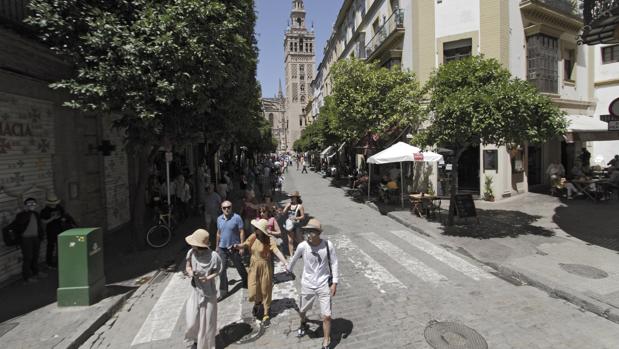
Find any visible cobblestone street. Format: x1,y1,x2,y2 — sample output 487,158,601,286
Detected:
81,170,619,349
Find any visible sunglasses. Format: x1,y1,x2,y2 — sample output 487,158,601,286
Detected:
222,206,232,210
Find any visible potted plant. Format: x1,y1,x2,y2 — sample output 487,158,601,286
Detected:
483,175,495,202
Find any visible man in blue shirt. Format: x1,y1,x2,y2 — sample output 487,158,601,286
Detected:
216,200,248,299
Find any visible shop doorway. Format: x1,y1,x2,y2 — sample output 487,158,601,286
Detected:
528,145,542,186
458,145,480,194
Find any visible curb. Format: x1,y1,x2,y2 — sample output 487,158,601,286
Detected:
65,287,137,349
364,200,619,326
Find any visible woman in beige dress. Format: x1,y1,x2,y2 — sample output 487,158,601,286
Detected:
233,218,287,326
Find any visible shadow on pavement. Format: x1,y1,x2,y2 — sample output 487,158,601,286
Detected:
0,215,203,324
217,322,254,347
441,209,555,239
269,297,297,319
553,200,619,252
305,318,353,348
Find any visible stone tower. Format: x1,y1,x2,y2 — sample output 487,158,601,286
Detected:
284,0,315,151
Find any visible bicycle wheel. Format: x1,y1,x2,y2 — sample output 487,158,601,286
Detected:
146,224,172,248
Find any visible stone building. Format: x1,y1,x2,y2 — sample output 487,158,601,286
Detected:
262,82,288,152
313,0,619,200
0,3,130,285
284,0,315,150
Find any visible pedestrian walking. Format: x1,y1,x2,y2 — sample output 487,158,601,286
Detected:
203,185,221,241
286,218,339,349
301,156,308,174
40,193,75,269
174,174,191,221
184,229,222,349
282,191,305,256
233,218,287,326
11,198,45,282
216,200,248,299
296,155,300,171
258,204,284,249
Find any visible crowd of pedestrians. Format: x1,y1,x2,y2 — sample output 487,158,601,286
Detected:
183,155,340,349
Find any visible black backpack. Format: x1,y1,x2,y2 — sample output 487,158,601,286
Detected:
2,220,20,246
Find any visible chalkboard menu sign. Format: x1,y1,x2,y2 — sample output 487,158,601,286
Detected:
454,194,477,218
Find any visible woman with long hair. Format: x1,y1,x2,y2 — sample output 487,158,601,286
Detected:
233,219,287,326
282,191,305,256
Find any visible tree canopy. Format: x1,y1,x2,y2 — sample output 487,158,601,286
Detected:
327,58,423,145
26,0,266,152
415,55,566,224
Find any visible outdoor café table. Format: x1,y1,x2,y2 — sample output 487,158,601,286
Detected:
409,193,437,217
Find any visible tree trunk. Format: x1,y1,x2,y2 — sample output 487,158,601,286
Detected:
130,146,157,250
447,146,466,226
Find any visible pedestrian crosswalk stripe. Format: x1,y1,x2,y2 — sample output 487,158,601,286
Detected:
131,272,192,346
362,232,448,285
333,235,406,293
217,269,243,331
389,230,493,281
271,263,299,317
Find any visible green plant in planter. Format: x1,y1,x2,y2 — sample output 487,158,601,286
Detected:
483,175,495,201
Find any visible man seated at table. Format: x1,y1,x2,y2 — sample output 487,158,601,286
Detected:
378,174,398,202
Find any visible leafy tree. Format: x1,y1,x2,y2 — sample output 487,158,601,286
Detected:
328,58,423,144
26,0,263,244
294,96,341,152
415,56,566,225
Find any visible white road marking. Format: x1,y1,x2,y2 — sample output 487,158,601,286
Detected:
333,235,406,293
217,268,243,330
361,232,448,285
389,230,493,281
271,263,299,317
131,272,192,346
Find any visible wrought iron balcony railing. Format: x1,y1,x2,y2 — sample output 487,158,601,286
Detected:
581,0,619,44
365,8,404,58
584,0,619,23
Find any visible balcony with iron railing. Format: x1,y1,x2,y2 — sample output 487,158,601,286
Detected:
581,0,619,44
535,0,583,17
365,8,405,60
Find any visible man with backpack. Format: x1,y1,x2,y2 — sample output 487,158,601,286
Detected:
286,218,339,349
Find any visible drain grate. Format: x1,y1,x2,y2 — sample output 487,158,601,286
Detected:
559,263,608,279
424,321,488,349
0,322,18,338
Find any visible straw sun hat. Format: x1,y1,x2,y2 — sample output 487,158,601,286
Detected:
288,191,301,198
185,229,210,248
251,218,271,236
301,218,323,233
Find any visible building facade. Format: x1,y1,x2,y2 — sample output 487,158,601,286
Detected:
262,82,288,152
0,4,131,285
314,0,619,199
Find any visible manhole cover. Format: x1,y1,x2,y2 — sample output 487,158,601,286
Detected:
559,263,608,279
0,322,18,338
424,321,488,349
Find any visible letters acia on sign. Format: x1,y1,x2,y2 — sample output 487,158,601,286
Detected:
0,121,34,137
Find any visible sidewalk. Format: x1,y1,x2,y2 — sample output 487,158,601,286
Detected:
0,214,204,349
361,190,619,324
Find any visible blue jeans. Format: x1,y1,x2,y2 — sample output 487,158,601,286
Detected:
217,247,248,293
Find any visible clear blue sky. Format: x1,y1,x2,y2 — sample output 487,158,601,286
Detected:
255,0,343,98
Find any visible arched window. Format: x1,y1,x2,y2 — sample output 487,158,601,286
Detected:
268,113,274,126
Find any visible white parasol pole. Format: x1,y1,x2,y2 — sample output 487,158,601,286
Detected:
368,163,371,201
401,161,404,208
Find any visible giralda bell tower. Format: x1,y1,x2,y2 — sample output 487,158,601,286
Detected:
284,0,315,151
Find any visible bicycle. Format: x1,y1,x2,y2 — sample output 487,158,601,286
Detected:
146,200,177,248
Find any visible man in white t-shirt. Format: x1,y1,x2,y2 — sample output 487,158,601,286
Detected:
286,218,339,349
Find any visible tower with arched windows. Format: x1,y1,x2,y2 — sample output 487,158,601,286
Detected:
284,0,315,150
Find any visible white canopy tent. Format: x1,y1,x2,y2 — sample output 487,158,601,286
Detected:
366,142,444,207
320,145,335,159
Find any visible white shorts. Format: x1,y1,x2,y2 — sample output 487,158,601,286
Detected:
299,284,332,318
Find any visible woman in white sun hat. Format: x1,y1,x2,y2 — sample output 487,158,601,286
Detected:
184,229,222,349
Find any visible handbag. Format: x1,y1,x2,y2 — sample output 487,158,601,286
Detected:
2,220,20,247
285,204,300,230
326,239,333,286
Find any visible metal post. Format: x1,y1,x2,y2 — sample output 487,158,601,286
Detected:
401,161,404,208
165,152,171,216
368,164,371,201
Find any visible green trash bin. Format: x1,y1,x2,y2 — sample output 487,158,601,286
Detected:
57,228,105,306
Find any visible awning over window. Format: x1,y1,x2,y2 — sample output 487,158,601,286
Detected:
320,145,334,158
564,114,619,142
